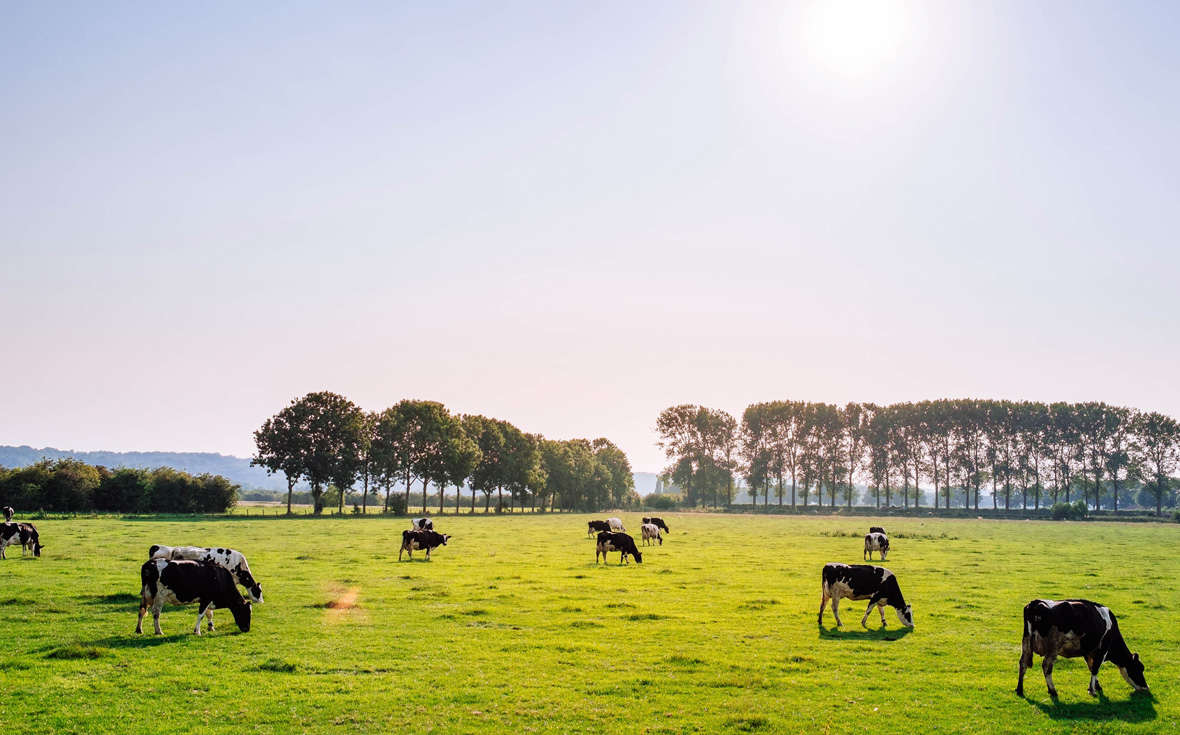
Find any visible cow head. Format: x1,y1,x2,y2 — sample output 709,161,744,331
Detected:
897,605,914,628
1120,653,1148,691
33,540,42,557
633,550,642,564
248,583,264,604
442,534,450,546
230,601,252,633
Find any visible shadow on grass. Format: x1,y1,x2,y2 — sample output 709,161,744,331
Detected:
79,593,140,606
817,624,913,642
1027,691,1156,722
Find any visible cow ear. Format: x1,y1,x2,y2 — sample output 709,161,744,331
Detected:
1133,653,1140,661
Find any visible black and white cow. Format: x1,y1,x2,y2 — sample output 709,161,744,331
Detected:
399,529,450,561
411,518,434,531
640,523,662,546
1017,599,1149,698
2,506,13,522
595,531,642,564
606,517,625,532
869,526,886,535
818,563,913,628
0,522,41,559
587,520,612,537
642,516,670,533
136,559,252,635
863,532,889,561
149,545,263,603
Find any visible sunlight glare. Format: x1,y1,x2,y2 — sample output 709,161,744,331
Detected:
804,0,910,79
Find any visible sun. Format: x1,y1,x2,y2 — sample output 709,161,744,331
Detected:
803,0,910,79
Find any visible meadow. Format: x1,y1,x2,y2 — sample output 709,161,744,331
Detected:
0,513,1175,734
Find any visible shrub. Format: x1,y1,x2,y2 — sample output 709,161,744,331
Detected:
1072,500,1088,520
644,493,678,511
1051,503,1071,520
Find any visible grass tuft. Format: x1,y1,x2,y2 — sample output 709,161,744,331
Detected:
47,645,110,660
258,659,298,673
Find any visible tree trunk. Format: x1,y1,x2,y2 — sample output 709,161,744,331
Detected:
497,486,503,512
1158,481,1163,518
362,471,369,515
440,481,446,515
404,469,413,516
286,476,295,516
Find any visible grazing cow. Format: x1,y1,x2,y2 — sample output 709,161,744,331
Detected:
642,516,670,533
136,559,252,635
399,529,450,561
2,506,13,522
595,531,642,564
411,517,434,531
0,522,41,559
863,532,889,561
148,545,263,603
606,517,625,532
818,563,913,628
641,523,662,546
1017,599,1148,698
869,526,886,535
587,520,612,537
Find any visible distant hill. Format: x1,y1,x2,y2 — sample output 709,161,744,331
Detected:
0,446,299,491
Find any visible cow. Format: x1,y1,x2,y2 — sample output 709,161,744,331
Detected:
136,559,252,635
869,526,886,535
411,517,434,531
587,520,612,537
642,516,670,533
864,532,889,561
818,563,913,629
641,523,662,546
1,522,41,559
1016,599,1149,698
606,517,625,531
595,531,642,565
400,529,450,561
148,545,263,603
2,506,13,522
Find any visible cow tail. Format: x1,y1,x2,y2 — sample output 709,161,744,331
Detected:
141,562,159,599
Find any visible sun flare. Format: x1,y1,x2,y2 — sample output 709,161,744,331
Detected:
804,0,910,79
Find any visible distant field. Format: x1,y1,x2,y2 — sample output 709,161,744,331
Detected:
1,514,1174,734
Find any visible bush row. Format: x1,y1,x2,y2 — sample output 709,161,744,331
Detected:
0,459,238,514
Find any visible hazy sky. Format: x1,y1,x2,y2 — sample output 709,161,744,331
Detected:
2,1,1179,472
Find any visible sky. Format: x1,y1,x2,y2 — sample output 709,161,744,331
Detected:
2,1,1179,473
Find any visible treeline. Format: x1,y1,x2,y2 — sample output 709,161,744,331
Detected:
657,400,1180,516
0,459,239,514
252,392,637,515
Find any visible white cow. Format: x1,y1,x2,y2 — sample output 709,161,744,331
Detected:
641,523,662,546
606,517,625,532
149,545,263,603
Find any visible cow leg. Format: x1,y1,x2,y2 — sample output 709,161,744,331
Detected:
658,535,662,545
860,601,875,627
136,597,147,634
1016,635,1033,696
425,548,431,561
195,603,210,635
1086,656,1102,696
831,597,844,627
878,602,888,626
398,547,404,561
152,600,165,635
818,592,830,625
205,606,215,632
1042,654,1058,698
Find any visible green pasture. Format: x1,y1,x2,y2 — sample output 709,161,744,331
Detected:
1,514,1175,734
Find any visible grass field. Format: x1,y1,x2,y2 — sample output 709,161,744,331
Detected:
1,513,1175,734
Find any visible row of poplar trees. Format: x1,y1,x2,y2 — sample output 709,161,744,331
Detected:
253,392,636,515
657,399,1180,516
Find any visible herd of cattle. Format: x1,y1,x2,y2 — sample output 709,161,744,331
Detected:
0,506,1152,699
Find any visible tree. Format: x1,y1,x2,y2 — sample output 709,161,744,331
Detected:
656,405,704,507
593,438,635,509
1132,411,1180,517
254,392,363,515
442,419,480,515
466,415,504,513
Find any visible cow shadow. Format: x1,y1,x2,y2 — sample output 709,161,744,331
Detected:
817,624,913,642
78,593,141,607
1027,691,1156,722
85,633,228,649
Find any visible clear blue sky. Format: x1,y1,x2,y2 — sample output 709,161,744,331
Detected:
2,1,1179,472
